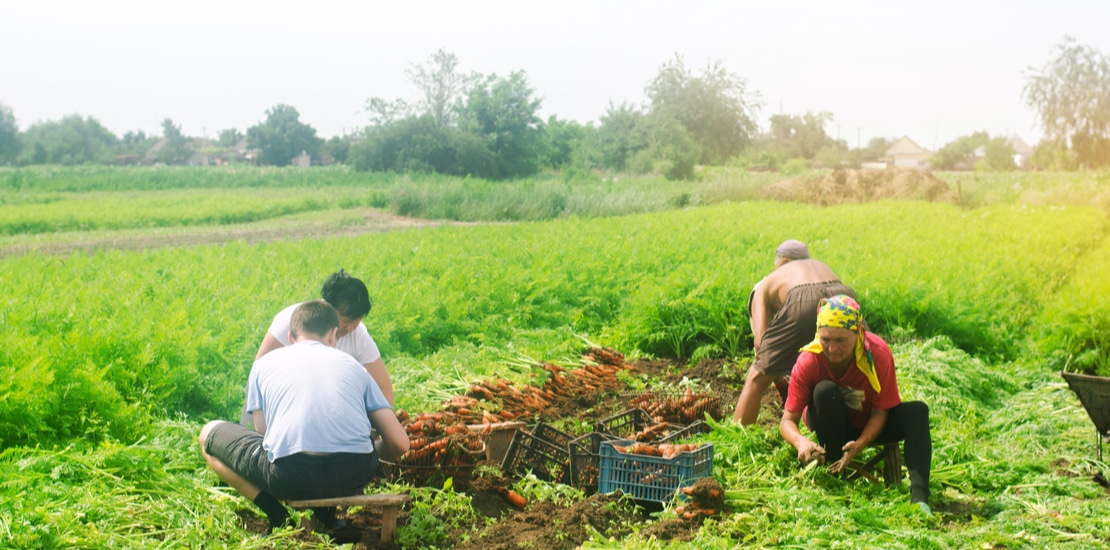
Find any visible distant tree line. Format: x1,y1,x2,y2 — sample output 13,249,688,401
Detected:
1,37,1107,173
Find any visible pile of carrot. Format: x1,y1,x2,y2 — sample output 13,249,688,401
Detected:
612,442,702,460
674,481,724,520
630,387,724,424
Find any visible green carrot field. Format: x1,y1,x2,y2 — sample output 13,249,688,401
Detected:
2,166,1110,548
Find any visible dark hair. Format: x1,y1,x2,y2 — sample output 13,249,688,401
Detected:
321,269,372,319
290,300,340,339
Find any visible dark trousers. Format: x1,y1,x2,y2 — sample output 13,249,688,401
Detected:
805,380,932,503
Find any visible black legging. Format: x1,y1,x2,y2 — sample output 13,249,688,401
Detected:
805,380,932,503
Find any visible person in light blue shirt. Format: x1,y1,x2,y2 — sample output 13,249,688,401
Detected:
200,300,409,534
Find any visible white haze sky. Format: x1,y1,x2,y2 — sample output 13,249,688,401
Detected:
3,0,1109,150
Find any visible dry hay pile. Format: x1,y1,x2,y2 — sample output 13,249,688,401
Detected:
766,167,959,206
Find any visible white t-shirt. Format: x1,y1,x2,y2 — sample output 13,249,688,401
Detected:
246,340,392,462
269,303,381,364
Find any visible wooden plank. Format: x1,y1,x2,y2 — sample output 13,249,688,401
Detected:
286,494,409,508
286,494,409,543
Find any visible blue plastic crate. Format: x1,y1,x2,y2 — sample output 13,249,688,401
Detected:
598,440,713,502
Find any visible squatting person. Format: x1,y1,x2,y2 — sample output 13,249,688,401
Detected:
778,294,932,512
240,269,393,427
734,239,858,425
200,300,410,533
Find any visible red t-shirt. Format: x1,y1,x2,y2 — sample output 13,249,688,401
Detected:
784,332,901,429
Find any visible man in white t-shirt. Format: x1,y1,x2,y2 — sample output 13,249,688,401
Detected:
240,269,394,426
201,300,409,534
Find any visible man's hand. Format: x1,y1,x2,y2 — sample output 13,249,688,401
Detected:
828,439,862,474
797,439,826,464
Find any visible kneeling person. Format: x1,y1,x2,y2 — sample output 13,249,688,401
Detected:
778,295,932,511
199,300,410,531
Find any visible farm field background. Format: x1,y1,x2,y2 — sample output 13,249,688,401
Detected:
2,166,1110,548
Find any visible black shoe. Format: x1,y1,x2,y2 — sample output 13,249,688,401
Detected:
322,521,361,544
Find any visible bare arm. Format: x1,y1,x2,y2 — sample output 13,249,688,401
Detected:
255,332,284,361
368,408,409,461
780,409,825,464
828,408,888,474
251,409,267,435
749,284,772,352
363,357,395,406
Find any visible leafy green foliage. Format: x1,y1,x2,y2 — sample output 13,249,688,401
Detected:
645,55,758,164
931,131,1015,171
246,104,323,166
17,114,119,165
1024,36,1110,168
458,70,545,178
348,115,497,177
0,101,19,164
1037,233,1110,375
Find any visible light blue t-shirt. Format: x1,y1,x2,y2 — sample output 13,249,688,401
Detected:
246,340,392,462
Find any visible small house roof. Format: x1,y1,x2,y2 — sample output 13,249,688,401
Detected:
885,136,930,157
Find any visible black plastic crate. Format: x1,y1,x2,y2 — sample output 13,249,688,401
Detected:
595,408,707,443
567,432,619,491
379,436,485,488
501,427,570,483
531,422,574,449
625,389,734,423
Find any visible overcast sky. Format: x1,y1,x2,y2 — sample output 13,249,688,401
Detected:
3,1,1108,149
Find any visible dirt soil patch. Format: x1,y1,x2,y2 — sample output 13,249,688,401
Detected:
766,168,959,206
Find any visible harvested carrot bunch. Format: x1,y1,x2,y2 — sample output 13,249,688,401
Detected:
630,387,725,423
612,442,702,459
674,478,727,521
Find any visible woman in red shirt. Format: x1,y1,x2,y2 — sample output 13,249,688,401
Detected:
779,295,932,513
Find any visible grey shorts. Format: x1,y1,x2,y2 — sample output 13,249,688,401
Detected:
204,421,379,500
751,281,857,378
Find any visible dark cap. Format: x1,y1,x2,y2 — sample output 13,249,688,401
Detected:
775,239,810,260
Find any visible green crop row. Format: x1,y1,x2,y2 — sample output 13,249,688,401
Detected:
0,189,374,235
1037,234,1110,375
1,199,1106,448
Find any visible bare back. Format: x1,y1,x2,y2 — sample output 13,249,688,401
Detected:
760,259,841,311
749,259,841,348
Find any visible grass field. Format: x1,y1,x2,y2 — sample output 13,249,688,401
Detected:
1,166,1109,548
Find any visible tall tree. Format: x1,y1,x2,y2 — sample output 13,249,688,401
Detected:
217,128,243,147
645,55,760,164
1024,36,1110,167
766,111,838,159
594,102,650,171
246,104,323,166
0,102,19,164
406,49,474,128
458,71,544,177
18,114,118,165
157,118,193,164
930,131,1014,171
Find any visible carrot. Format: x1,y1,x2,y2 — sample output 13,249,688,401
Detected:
681,486,696,496
504,489,527,509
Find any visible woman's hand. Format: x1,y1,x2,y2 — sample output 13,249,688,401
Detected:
828,439,863,474
797,439,826,464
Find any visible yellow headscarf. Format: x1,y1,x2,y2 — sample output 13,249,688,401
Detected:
798,295,880,393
